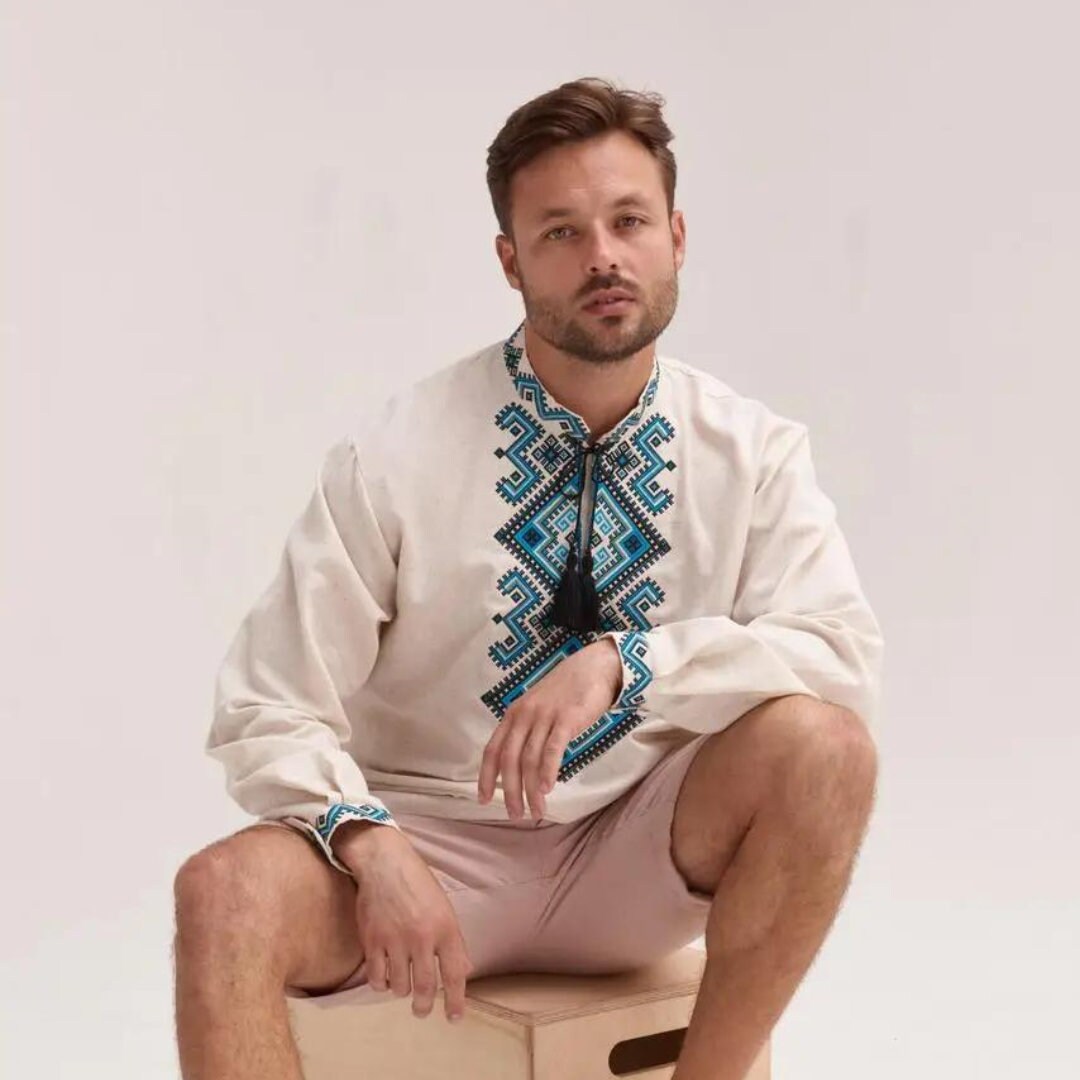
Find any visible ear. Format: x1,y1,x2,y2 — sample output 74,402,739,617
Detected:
495,233,523,291
671,210,687,272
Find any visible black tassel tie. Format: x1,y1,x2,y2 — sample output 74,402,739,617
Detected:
551,442,603,633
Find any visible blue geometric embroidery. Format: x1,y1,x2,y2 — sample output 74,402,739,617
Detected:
315,802,393,844
493,404,574,504
614,578,667,629
613,630,652,711
502,337,590,441
489,567,545,668
483,321,676,781
632,415,678,514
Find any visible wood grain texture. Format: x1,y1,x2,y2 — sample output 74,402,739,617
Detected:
286,945,771,1079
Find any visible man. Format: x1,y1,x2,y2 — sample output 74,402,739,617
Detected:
174,76,883,1080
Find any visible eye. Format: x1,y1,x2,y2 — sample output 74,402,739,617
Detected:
544,216,646,241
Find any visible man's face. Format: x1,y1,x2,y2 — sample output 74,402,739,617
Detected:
496,130,686,365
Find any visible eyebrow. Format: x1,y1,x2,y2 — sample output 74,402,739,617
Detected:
533,193,652,224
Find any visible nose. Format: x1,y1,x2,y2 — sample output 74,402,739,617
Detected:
582,226,620,274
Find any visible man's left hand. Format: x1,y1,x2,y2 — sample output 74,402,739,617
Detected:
477,638,623,820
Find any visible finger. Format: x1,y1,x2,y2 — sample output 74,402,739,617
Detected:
410,948,439,1019
521,717,555,819
477,722,508,803
366,948,389,991
541,717,577,792
438,943,472,1023
499,718,531,818
387,945,412,998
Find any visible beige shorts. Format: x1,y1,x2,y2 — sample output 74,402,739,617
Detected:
279,732,714,1002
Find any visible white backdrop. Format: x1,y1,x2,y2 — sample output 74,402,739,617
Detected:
4,2,1078,1076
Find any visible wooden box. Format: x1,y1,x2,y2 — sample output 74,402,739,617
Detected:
287,945,771,1079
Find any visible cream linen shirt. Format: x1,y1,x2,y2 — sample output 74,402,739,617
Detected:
206,319,884,873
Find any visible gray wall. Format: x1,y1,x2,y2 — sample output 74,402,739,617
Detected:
4,2,1076,1076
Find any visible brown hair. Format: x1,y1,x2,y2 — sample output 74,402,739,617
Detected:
486,76,677,242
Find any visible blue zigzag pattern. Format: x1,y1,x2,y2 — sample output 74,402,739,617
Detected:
483,323,676,780
315,802,393,844
502,344,590,440
615,578,667,629
488,568,545,669
612,630,653,711
493,403,576,504
633,415,678,514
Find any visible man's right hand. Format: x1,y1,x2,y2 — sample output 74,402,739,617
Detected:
333,822,474,1023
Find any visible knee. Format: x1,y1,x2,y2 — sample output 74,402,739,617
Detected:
173,832,284,949
769,696,879,816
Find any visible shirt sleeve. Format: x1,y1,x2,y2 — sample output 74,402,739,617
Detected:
205,435,402,875
599,417,884,737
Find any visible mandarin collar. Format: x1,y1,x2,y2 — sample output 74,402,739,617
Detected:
501,319,661,447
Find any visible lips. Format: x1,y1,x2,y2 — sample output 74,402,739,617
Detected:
584,289,635,309
585,299,634,315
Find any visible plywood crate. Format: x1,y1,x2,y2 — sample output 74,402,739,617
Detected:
287,944,771,1079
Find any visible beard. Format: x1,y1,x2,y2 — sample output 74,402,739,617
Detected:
519,266,679,366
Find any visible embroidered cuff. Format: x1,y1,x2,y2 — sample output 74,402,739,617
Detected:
288,803,399,876
599,629,653,713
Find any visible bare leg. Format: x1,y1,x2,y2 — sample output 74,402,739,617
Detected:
172,824,367,1079
671,699,879,1080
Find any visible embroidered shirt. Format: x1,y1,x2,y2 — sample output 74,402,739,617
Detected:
206,319,884,874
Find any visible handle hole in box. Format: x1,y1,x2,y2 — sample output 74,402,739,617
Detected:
608,1026,688,1075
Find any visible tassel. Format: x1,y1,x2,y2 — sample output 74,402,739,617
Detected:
551,539,601,632
550,441,603,633
579,549,600,628
551,537,584,628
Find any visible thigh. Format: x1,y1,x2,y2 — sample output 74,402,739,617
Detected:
524,734,716,975
342,812,560,994
669,693,822,894
290,813,569,1002
173,820,364,997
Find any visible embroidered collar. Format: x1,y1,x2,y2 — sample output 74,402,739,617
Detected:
501,318,661,446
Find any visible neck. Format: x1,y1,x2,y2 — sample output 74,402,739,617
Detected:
523,320,655,443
